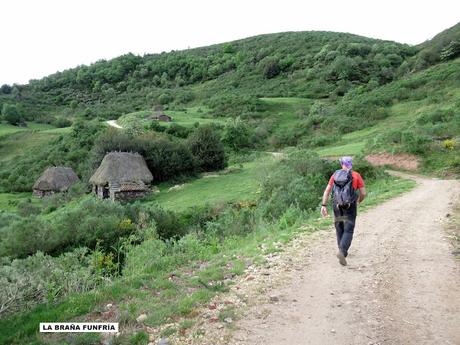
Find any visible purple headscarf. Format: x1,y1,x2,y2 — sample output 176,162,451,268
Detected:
339,156,353,169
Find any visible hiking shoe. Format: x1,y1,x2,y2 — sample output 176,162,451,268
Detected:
336,251,347,266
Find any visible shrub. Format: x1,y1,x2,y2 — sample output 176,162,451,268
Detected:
187,125,226,171
142,138,196,182
401,130,431,154
222,117,254,150
205,207,257,239
259,150,335,218
0,248,98,317
140,204,187,240
165,123,192,138
0,198,136,258
261,57,281,79
51,117,72,128
300,134,340,148
158,93,173,105
149,120,166,132
443,139,457,150
2,103,23,126
416,108,455,125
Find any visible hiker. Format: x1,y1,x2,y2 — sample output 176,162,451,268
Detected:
320,156,366,266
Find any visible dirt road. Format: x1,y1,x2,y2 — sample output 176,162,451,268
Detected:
232,173,460,345
106,120,123,129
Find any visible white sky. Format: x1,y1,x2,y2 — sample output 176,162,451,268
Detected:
1,0,459,85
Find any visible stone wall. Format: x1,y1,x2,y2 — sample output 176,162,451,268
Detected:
112,190,149,201
33,189,54,198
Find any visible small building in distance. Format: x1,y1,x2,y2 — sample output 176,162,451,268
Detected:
152,113,172,122
33,166,80,198
150,104,172,122
89,152,153,201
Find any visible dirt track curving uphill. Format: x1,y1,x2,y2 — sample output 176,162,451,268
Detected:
232,172,460,345
106,120,123,129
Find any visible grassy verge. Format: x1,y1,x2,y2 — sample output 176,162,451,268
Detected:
0,175,416,345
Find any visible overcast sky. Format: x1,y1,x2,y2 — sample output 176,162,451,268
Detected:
1,0,459,85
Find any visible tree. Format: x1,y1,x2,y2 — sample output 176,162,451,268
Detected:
261,57,281,79
0,84,12,94
223,43,235,54
2,104,22,126
187,126,226,171
158,93,173,105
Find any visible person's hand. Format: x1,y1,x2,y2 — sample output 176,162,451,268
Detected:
320,206,328,218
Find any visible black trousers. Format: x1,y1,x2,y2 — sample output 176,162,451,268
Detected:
333,202,357,257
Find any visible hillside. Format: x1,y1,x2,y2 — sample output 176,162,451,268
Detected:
414,21,460,69
0,31,417,122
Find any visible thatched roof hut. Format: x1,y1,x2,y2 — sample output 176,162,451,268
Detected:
33,167,80,197
90,152,153,201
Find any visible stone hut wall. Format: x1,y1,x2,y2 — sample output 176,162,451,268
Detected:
112,190,149,201
33,189,54,198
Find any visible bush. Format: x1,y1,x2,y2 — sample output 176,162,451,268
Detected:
261,57,281,79
222,117,254,150
165,123,192,138
300,134,340,148
158,93,173,105
205,207,257,239
140,204,187,240
259,150,335,218
443,139,457,150
2,103,23,126
401,130,431,154
187,125,226,171
0,198,136,258
51,117,72,128
0,248,98,317
416,108,455,125
141,138,196,182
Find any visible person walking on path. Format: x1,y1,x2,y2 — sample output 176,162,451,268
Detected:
320,156,366,266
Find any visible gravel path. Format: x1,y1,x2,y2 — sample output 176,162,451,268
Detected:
106,120,123,129
231,172,460,345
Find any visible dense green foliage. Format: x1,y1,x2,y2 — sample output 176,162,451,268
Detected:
186,125,226,171
1,104,23,125
0,31,419,121
415,22,460,69
0,120,102,192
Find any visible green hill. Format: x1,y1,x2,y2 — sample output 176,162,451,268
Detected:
0,31,417,121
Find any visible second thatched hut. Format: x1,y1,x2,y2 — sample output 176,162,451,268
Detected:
89,152,153,201
33,166,80,198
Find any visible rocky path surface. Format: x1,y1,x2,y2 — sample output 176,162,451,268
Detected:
229,172,460,345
